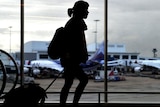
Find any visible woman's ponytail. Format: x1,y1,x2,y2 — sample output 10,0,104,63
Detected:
68,8,73,17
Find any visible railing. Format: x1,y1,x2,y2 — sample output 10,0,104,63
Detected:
45,91,106,104
43,91,160,104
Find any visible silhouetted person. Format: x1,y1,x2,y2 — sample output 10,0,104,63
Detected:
60,0,89,106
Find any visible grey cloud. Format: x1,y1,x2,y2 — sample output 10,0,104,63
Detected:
0,28,8,34
109,0,160,12
108,0,160,57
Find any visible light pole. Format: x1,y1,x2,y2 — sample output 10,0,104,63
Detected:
94,19,100,51
9,26,12,54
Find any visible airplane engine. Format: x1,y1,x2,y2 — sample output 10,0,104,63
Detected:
134,66,142,73
24,67,29,74
33,69,40,75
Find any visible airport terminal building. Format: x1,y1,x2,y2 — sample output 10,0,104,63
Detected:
14,41,140,61
108,43,140,61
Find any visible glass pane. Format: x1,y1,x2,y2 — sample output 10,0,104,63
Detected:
0,0,105,103
108,0,160,103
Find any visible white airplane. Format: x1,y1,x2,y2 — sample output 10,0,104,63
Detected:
107,59,143,74
108,59,160,74
132,59,160,74
24,59,64,77
23,55,102,78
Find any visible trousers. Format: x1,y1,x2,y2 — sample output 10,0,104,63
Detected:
60,62,88,105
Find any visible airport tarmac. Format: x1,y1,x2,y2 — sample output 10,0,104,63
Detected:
33,72,160,103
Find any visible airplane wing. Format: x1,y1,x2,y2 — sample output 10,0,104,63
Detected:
107,60,125,67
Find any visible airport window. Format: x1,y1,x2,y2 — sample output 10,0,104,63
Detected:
108,44,115,47
139,58,145,60
113,55,120,59
108,0,160,105
2,0,158,106
131,55,137,59
0,0,105,106
107,55,111,58
23,0,105,105
5,0,160,106
117,45,123,48
122,55,128,59
39,54,48,59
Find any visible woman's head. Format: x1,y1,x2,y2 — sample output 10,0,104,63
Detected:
68,0,89,19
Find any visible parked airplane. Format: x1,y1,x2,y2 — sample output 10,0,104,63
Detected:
131,59,160,74
108,58,160,74
24,58,102,78
24,59,63,78
24,47,103,78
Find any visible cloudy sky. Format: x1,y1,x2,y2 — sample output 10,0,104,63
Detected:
0,0,104,53
108,0,160,57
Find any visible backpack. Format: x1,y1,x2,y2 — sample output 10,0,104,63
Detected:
48,27,65,59
3,83,47,106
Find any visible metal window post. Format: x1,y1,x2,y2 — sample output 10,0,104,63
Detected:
20,0,24,86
